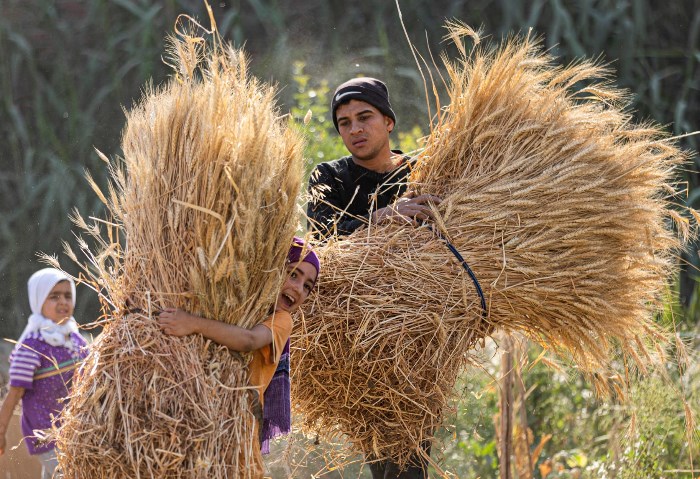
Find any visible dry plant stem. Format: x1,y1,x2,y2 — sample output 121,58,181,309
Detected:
55,20,304,478
294,28,693,469
57,313,257,479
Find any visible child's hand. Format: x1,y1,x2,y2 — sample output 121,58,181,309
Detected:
157,308,199,337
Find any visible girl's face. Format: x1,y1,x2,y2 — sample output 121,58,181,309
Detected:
41,280,74,324
276,261,318,314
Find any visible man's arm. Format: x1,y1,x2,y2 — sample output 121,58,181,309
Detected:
371,192,443,225
307,162,443,235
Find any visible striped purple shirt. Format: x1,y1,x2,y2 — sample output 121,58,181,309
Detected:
9,332,88,455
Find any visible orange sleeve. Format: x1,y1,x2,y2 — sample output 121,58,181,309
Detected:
259,310,293,365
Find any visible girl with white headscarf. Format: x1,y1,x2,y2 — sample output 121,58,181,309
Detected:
0,268,88,479
17,268,81,350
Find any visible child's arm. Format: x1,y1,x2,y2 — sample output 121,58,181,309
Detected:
0,386,25,456
157,308,273,352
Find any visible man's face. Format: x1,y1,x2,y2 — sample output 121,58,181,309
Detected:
336,99,394,162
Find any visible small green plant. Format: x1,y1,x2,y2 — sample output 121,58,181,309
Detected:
289,61,349,176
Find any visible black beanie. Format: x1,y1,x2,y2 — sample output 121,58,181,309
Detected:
331,77,397,132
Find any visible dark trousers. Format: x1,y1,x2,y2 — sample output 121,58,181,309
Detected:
367,441,431,479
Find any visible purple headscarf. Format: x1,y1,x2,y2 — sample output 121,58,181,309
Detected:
286,236,320,277
261,237,320,453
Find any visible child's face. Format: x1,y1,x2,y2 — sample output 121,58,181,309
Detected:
41,280,74,324
276,261,318,314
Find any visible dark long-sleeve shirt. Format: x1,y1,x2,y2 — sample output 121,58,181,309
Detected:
307,152,412,238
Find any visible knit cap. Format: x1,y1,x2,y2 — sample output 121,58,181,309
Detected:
331,77,396,132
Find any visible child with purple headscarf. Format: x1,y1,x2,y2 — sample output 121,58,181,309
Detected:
158,237,320,477
261,237,314,454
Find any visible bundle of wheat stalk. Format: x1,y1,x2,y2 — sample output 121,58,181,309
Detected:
52,17,304,478
293,26,694,469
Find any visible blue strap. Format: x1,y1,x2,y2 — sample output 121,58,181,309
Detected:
429,225,488,319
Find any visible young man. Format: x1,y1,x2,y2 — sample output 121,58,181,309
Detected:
307,77,440,238
307,77,439,478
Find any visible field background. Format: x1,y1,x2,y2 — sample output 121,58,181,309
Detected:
0,1,698,477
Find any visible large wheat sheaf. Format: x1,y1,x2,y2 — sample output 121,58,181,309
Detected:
293,27,694,469
52,20,304,478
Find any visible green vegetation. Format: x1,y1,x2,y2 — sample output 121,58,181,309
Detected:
0,1,698,477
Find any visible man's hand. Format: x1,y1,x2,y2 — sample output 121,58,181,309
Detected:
372,192,442,225
157,308,200,337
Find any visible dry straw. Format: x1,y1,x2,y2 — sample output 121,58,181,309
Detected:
293,25,695,470
52,12,304,478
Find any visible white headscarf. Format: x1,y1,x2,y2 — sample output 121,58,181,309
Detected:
15,268,80,351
